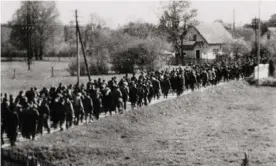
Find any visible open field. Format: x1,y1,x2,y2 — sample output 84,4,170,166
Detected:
6,81,276,166
1,60,184,95
1,61,124,95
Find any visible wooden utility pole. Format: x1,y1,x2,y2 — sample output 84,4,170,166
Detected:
77,22,91,82
233,10,235,33
27,1,31,71
257,1,261,86
75,10,80,84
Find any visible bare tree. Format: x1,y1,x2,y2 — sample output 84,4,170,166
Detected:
10,1,60,61
159,0,197,65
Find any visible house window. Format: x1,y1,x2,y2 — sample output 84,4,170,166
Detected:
193,35,197,41
213,49,219,54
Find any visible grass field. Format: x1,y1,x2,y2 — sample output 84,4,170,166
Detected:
7,81,276,166
1,60,183,95
1,60,124,95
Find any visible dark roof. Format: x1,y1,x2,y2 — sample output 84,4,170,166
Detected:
194,23,232,44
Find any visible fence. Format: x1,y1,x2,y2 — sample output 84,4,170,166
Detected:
10,66,69,80
1,148,55,166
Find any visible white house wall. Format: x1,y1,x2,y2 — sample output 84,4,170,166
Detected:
184,44,221,60
202,45,221,59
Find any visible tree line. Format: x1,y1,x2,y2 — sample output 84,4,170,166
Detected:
1,1,276,74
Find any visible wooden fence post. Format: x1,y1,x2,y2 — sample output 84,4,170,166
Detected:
13,68,16,79
51,66,54,77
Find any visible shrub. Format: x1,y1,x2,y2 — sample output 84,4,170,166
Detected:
67,58,109,76
111,37,172,73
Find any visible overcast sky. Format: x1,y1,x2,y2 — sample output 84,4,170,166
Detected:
1,0,276,29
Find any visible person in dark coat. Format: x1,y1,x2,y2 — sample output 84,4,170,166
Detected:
50,96,59,128
15,91,25,106
137,83,144,107
37,98,51,134
189,70,197,91
201,69,208,87
111,84,123,114
131,73,137,82
100,83,112,116
120,82,129,110
176,73,184,96
147,81,154,104
129,82,138,109
57,97,66,131
90,85,102,119
64,97,74,129
72,92,83,125
162,75,171,98
152,77,161,100
82,93,93,123
23,101,39,140
25,88,36,103
1,97,9,145
6,96,19,146
142,82,149,106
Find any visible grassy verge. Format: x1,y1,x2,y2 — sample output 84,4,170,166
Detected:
7,81,276,166
246,76,276,87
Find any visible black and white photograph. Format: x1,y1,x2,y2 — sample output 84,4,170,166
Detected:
1,0,276,165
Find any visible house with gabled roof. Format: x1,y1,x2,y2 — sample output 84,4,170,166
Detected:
182,23,233,61
262,27,276,42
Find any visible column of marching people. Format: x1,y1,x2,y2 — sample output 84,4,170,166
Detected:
1,61,255,146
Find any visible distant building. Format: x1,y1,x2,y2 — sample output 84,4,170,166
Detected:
182,23,233,61
262,27,276,42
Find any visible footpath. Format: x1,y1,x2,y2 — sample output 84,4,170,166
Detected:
2,82,226,148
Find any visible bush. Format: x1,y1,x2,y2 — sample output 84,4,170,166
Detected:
111,37,172,73
67,58,109,76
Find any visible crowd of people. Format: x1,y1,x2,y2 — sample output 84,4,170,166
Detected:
1,61,255,146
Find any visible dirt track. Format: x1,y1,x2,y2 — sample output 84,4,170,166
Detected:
8,81,276,166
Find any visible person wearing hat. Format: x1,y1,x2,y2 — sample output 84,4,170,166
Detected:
82,91,93,123
65,96,74,129
1,96,9,145
201,67,209,88
120,81,129,110
24,96,39,140
90,83,102,120
129,82,138,109
161,75,171,98
100,82,112,116
151,76,161,100
5,96,19,146
15,90,25,106
37,97,51,134
72,92,84,125
175,71,184,96
111,83,123,114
